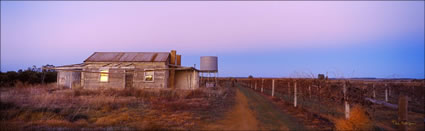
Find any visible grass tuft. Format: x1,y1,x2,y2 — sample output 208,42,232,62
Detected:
335,105,373,131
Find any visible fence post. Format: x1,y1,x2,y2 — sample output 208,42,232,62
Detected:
261,79,264,93
249,80,251,88
372,84,376,98
385,84,388,102
398,94,408,131
255,81,257,90
308,85,311,98
249,80,252,88
343,82,350,119
261,87,263,93
294,82,297,107
231,79,235,87
272,79,275,97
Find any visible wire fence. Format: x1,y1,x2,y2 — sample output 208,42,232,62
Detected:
219,78,424,130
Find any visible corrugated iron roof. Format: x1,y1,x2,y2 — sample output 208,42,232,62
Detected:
54,63,86,70
84,52,170,62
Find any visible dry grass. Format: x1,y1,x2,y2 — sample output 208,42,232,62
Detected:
0,83,234,130
35,119,73,127
335,105,373,131
94,110,132,126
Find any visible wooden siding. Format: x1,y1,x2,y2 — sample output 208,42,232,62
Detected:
57,71,81,88
175,70,199,89
132,62,168,88
83,68,125,88
81,62,168,88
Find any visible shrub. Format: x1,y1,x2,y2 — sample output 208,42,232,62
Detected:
118,87,135,96
0,65,57,87
43,119,73,127
14,81,29,88
73,88,98,96
159,89,179,101
94,111,132,126
73,119,89,127
335,105,373,131
185,89,207,99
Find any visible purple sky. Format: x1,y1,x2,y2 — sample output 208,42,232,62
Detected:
1,1,424,78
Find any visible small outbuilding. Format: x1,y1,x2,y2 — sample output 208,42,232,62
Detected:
54,50,199,89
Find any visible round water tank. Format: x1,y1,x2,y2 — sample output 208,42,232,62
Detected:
200,56,218,72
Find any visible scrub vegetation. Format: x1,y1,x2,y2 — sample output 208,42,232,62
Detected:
0,83,235,130
0,65,57,87
335,105,373,131
1,77,423,130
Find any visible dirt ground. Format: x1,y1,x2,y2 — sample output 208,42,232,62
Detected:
238,86,305,130
202,89,259,130
202,84,308,130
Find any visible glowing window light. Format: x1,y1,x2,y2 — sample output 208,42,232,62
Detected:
100,69,109,82
144,70,154,82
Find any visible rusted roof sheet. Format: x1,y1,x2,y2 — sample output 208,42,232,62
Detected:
54,63,86,70
84,52,170,62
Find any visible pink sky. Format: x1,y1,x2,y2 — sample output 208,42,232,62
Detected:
1,1,424,78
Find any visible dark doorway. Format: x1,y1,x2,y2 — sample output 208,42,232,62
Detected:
125,70,134,88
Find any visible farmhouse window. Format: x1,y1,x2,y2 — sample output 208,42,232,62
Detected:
144,69,154,82
100,69,109,82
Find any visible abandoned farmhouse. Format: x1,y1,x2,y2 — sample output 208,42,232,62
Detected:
54,50,202,89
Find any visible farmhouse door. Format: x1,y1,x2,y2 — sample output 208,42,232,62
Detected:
125,70,134,88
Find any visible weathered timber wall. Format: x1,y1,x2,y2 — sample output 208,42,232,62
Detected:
133,62,168,88
175,70,199,89
81,62,168,88
57,71,81,88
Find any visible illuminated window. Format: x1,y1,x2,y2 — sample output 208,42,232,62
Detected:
100,69,109,82
144,69,154,82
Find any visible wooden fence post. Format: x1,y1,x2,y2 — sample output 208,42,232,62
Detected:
261,79,264,93
249,80,252,88
343,82,350,119
261,87,263,93
231,79,235,87
272,79,275,97
294,82,297,107
385,84,388,102
255,81,257,90
372,84,376,98
398,94,408,131
309,85,311,98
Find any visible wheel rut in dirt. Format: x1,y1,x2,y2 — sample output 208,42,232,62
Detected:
238,86,306,130
203,84,307,130
202,88,258,130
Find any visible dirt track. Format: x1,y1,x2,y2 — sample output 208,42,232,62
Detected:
202,84,307,130
202,89,259,130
